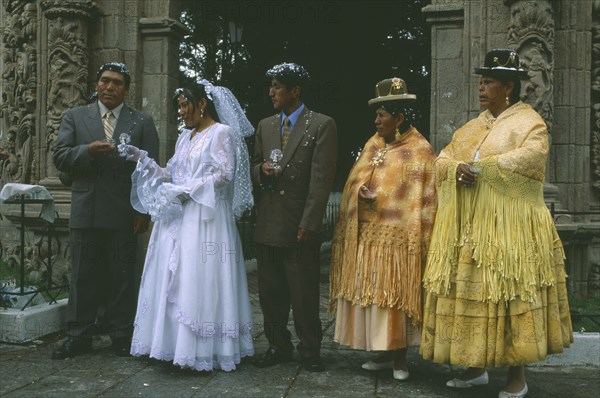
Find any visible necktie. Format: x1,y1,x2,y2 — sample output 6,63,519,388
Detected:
281,117,291,150
103,111,115,141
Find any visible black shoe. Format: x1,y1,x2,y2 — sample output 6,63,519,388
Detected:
301,356,324,372
253,347,293,368
111,338,131,357
51,338,92,360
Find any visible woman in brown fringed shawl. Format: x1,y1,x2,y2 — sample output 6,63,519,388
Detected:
420,49,572,398
329,78,437,380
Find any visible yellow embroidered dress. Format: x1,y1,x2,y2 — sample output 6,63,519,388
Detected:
420,102,572,367
330,127,437,350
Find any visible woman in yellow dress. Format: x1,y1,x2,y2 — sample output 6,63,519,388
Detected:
330,78,437,380
420,49,573,398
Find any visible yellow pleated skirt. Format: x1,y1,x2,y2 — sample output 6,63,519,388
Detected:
419,257,573,367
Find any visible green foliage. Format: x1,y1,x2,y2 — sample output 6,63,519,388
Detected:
570,296,600,333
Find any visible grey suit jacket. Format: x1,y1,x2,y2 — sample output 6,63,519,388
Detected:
251,107,337,245
53,101,159,230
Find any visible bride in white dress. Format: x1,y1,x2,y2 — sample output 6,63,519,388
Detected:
119,81,255,371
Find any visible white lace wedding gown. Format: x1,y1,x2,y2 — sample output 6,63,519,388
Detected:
129,123,254,371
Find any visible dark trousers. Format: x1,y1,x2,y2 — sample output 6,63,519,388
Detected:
256,243,323,359
66,228,138,342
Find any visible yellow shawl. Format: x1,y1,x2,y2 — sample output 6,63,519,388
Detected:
423,102,565,303
329,127,437,321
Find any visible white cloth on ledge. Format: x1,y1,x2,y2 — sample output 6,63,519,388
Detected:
0,183,55,223
130,123,254,371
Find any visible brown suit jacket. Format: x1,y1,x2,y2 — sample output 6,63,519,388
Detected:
252,107,337,246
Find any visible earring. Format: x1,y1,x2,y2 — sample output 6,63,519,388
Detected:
505,96,510,106
395,128,401,140
200,108,205,118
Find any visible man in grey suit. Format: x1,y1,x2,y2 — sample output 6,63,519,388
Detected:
251,63,337,372
52,62,159,359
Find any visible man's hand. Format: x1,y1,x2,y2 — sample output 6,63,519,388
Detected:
133,214,149,234
88,141,115,158
297,228,314,242
261,161,282,177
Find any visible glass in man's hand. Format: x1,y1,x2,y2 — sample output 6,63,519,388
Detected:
268,149,283,173
264,149,284,191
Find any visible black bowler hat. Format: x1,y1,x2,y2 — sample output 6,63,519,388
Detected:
474,48,529,79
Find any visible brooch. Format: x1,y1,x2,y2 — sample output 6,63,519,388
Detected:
370,146,388,166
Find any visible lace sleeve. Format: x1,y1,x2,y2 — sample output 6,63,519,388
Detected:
130,134,193,221
181,126,235,221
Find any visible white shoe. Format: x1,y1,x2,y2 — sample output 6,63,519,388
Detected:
446,370,489,388
498,383,528,398
393,368,409,380
361,360,394,371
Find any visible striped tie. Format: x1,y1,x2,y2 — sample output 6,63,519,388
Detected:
103,111,115,141
281,117,291,150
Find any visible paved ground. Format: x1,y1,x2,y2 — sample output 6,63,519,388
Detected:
1,270,598,398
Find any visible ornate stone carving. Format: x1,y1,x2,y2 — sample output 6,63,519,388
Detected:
44,19,91,180
506,0,555,132
41,0,98,182
0,0,38,184
3,229,69,288
41,0,98,19
592,0,600,195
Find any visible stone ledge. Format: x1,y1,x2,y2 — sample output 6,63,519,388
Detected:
0,299,67,343
530,332,600,367
422,3,465,23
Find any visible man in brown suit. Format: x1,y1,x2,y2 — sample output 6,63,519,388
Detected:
251,63,337,372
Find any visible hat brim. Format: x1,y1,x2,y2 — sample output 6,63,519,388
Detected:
474,67,529,78
368,94,417,105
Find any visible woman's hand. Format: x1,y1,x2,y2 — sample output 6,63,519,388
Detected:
358,185,377,203
456,163,478,186
118,144,146,161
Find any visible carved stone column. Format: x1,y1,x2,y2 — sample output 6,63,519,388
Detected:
39,0,98,192
506,0,555,131
0,0,38,185
504,0,565,212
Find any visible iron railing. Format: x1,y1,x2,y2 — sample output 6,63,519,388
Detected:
0,195,67,310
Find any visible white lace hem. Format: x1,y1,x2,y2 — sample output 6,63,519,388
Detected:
130,345,255,372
